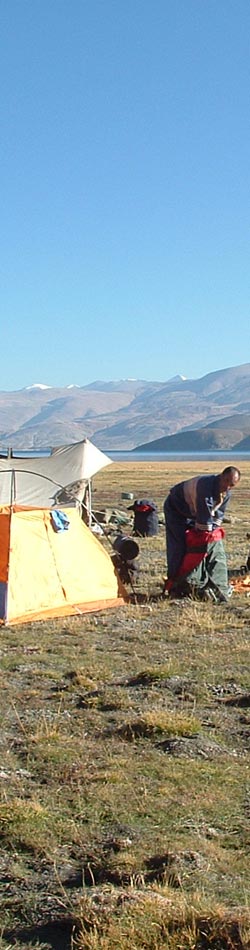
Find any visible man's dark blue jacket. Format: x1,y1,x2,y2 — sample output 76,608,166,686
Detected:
167,474,230,531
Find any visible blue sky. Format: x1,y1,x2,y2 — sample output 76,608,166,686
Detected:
1,0,250,390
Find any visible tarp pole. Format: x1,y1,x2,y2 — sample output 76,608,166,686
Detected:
88,479,92,527
10,469,16,506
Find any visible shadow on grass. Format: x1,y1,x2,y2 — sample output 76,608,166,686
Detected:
3,916,75,950
4,910,248,950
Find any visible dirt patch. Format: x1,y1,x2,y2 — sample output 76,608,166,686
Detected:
157,735,229,758
219,693,250,707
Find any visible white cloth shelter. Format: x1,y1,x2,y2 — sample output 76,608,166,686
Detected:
0,439,112,509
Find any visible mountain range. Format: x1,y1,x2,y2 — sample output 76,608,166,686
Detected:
1,363,250,451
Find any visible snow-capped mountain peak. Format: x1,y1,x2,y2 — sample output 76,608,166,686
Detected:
26,383,52,390
168,374,187,382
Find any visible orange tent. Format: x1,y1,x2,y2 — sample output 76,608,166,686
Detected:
0,505,127,626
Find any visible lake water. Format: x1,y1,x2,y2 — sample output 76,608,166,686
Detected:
107,450,250,462
2,449,250,463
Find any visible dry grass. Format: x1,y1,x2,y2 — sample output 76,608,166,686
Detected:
74,889,250,950
0,460,250,948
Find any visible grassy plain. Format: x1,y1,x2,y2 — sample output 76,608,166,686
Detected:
0,460,250,949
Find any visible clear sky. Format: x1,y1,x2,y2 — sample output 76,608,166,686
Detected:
1,0,250,391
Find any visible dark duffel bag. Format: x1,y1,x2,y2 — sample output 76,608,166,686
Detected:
128,499,159,537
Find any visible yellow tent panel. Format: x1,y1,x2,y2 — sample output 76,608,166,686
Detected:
0,506,127,625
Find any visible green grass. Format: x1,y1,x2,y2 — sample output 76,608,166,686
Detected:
1,460,250,948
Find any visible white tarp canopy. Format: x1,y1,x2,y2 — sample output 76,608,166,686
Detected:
0,439,112,508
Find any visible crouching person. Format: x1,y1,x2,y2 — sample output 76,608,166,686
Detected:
163,466,241,602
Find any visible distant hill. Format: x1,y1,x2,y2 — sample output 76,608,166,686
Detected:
1,363,250,450
135,413,250,453
233,434,250,451
134,428,249,453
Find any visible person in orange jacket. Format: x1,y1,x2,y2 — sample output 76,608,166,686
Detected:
163,466,241,601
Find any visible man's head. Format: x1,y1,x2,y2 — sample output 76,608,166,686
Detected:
219,466,241,493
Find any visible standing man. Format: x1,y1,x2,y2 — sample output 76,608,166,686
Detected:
164,466,241,601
